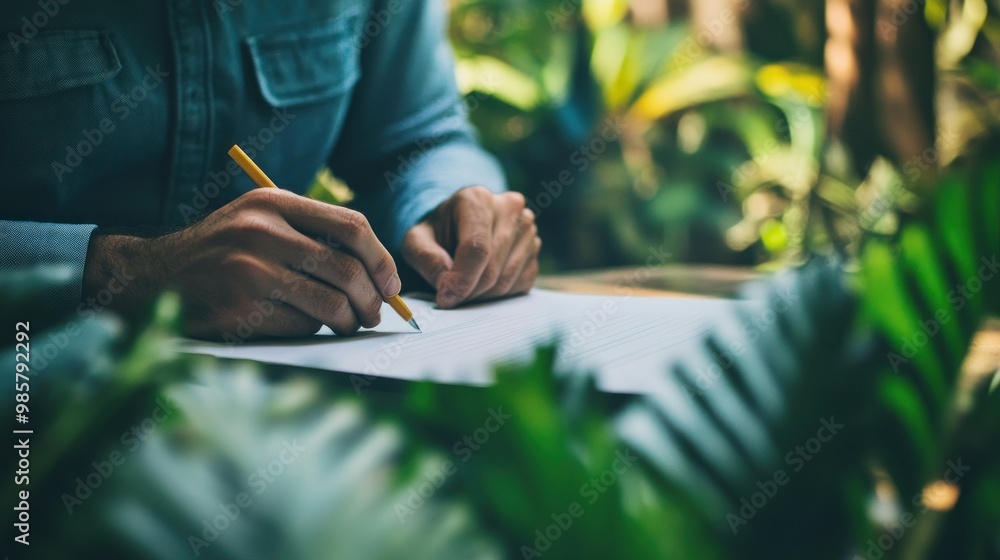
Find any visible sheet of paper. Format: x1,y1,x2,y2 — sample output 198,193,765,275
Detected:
179,289,744,394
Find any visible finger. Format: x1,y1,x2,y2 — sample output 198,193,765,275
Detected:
469,193,526,300
280,272,361,336
283,235,384,328
242,306,323,339
250,189,400,298
188,256,324,340
402,222,454,287
188,300,322,341
437,187,495,308
511,247,540,295
481,222,539,299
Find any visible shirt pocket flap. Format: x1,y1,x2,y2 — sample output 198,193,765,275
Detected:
246,11,362,107
0,30,121,100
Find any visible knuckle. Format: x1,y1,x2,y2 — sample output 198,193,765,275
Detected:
464,185,492,200
244,187,281,207
327,292,353,320
371,253,396,279
233,212,278,238
342,209,371,239
340,257,366,285
223,253,265,279
462,237,491,262
505,191,526,210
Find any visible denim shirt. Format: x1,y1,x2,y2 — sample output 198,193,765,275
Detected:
0,0,505,309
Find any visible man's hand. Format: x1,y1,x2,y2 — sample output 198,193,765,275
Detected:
83,188,400,340
402,186,540,309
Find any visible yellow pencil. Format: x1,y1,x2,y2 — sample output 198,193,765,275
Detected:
228,144,421,332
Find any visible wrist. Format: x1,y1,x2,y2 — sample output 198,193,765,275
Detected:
82,232,162,316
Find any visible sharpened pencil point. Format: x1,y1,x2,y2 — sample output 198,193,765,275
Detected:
408,318,421,332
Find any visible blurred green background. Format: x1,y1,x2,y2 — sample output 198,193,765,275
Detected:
434,0,998,270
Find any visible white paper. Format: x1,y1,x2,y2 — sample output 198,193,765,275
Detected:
179,289,743,394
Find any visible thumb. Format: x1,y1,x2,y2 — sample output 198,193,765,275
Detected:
402,222,453,289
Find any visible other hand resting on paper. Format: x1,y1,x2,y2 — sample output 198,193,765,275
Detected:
402,186,541,309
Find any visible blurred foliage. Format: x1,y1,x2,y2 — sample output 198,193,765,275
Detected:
447,0,1000,270
4,142,999,558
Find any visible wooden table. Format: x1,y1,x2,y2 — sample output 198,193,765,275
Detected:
539,264,1000,388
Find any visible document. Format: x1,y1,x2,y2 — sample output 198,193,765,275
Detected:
180,290,743,394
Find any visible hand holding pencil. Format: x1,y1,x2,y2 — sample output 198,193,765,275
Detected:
228,145,420,331
85,145,414,341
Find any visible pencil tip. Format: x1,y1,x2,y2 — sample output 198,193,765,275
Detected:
408,318,422,332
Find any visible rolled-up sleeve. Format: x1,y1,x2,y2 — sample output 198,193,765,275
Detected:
329,0,506,253
0,220,97,308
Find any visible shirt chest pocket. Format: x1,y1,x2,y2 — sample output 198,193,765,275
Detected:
241,10,362,190
0,30,121,101
0,30,125,216
245,11,361,108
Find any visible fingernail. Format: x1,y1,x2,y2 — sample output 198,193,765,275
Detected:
383,273,401,297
